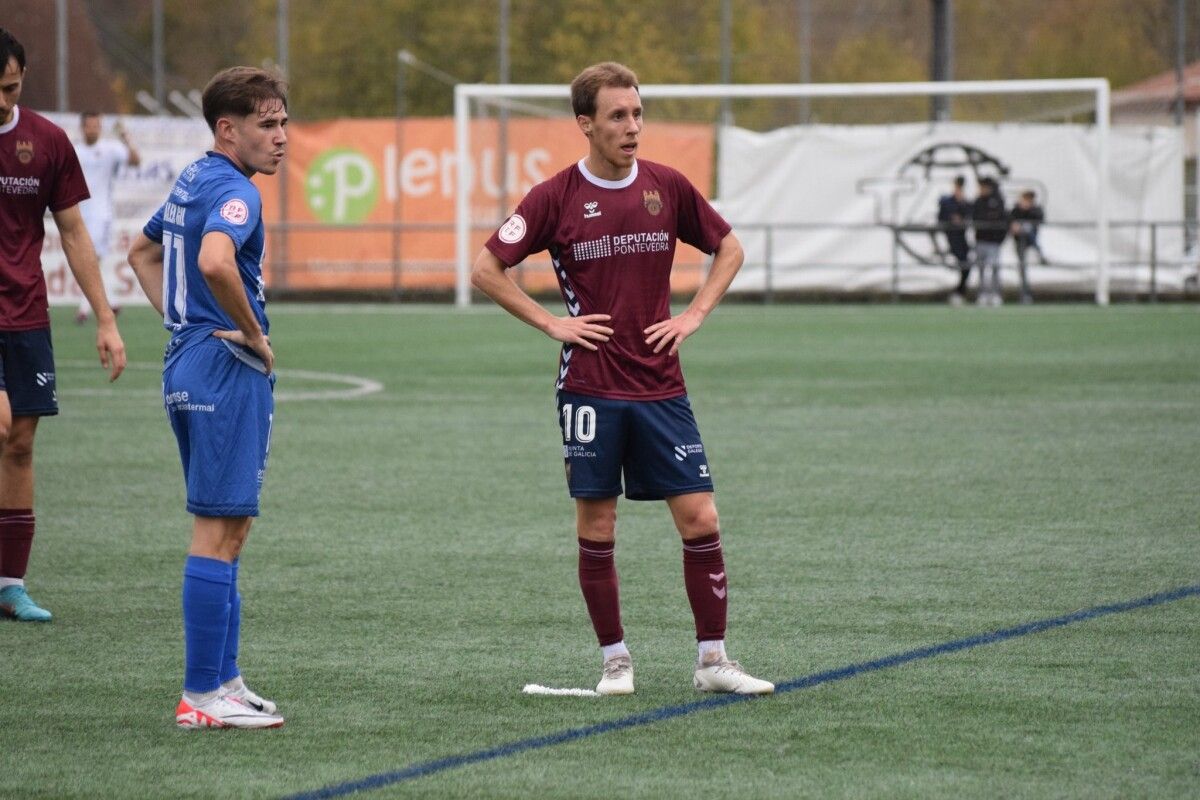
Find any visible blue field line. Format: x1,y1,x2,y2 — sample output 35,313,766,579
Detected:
284,582,1200,800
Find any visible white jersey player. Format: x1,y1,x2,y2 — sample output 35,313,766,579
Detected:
74,112,139,322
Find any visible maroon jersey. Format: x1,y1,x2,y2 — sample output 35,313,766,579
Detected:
0,107,90,330
486,159,730,401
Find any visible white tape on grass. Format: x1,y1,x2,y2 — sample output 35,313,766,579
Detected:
522,684,599,697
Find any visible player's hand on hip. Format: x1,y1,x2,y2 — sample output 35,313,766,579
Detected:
546,313,612,352
213,329,275,374
644,310,702,356
96,322,127,381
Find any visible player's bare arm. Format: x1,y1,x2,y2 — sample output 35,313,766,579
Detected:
126,232,165,315
644,231,744,356
198,230,274,372
54,204,127,380
471,249,613,352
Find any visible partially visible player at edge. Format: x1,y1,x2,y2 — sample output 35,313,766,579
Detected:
127,67,287,729
0,28,126,623
472,62,773,696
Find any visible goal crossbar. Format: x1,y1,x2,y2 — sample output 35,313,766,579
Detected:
454,79,1111,305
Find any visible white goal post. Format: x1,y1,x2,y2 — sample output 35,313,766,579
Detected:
454,78,1111,307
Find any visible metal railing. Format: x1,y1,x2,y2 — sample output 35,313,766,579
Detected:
729,219,1199,303
263,218,1199,302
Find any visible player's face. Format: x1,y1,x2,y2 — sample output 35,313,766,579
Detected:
580,85,642,180
225,99,288,176
0,57,23,126
81,115,101,144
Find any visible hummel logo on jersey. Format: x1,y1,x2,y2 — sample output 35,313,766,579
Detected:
583,201,601,219
699,464,710,477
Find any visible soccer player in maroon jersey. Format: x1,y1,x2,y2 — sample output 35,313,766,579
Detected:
472,62,773,695
0,29,126,621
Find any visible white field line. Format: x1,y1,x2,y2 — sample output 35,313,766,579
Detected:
56,360,383,403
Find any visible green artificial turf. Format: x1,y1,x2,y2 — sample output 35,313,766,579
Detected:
1,303,1196,799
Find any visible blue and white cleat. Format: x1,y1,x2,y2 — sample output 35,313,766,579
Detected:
0,585,52,622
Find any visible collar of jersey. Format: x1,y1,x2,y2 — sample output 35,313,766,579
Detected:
0,106,20,136
577,158,638,190
206,150,246,175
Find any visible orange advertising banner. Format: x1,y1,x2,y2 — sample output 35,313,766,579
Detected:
257,117,715,293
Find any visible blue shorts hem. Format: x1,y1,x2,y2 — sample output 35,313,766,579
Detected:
187,502,259,518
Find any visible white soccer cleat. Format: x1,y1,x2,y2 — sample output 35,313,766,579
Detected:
596,654,634,695
693,656,775,695
222,680,278,715
175,694,284,729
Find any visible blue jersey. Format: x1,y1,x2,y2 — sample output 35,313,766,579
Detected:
144,152,268,357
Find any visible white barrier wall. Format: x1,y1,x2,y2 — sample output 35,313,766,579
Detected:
41,113,210,307
718,122,1187,295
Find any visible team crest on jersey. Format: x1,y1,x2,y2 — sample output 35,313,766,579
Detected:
15,140,33,165
220,198,250,225
643,189,662,216
583,201,601,219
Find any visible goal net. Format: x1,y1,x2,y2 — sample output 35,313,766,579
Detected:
455,78,1188,307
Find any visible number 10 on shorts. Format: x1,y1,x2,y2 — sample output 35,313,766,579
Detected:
561,403,596,443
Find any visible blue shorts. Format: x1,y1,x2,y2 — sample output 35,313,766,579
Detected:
0,329,58,417
557,390,714,501
163,339,274,517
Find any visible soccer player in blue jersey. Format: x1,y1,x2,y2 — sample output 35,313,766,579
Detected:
127,67,287,729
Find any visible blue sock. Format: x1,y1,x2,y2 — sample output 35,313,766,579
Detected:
219,558,241,685
182,556,233,694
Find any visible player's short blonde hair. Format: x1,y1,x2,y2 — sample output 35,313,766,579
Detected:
571,62,639,118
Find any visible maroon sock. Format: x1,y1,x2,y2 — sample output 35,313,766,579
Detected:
682,532,727,642
0,509,35,579
578,538,623,646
